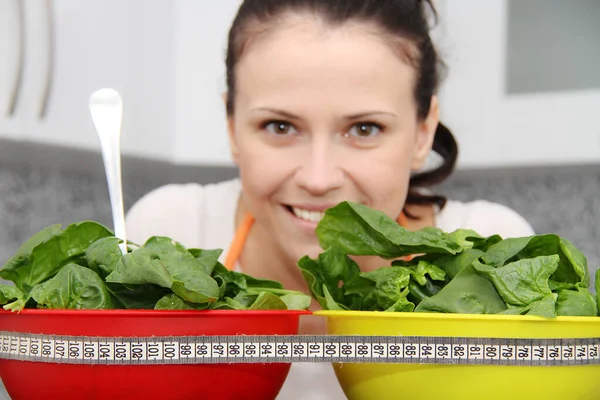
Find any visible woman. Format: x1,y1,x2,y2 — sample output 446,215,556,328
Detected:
126,0,534,398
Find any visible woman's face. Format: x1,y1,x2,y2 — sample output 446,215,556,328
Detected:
227,15,438,263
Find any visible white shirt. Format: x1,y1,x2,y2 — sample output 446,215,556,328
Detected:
125,178,535,400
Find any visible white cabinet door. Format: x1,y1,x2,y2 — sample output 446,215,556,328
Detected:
0,0,175,161
436,0,600,169
0,0,28,141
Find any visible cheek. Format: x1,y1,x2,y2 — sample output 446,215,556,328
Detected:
235,137,295,208
347,140,414,218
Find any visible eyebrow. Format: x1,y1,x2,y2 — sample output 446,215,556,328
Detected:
250,107,397,120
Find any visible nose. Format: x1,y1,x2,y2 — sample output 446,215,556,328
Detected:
294,137,344,196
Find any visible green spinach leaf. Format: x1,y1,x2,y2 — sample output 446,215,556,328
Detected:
424,249,484,280
279,292,312,310
414,264,507,314
249,292,288,310
297,248,361,309
383,288,414,312
0,284,26,312
548,280,578,292
315,201,462,258
106,244,220,305
0,284,23,304
242,274,285,290
106,247,173,288
106,283,171,309
407,278,443,305
170,270,220,304
0,224,63,286
557,238,589,286
361,267,414,311
408,260,446,286
447,229,483,250
555,288,597,316
85,237,123,278
322,286,346,310
1,222,112,293
472,255,558,307
188,248,223,275
211,262,247,297
210,262,312,310
154,294,208,310
30,263,113,309
481,235,588,286
500,294,557,319
144,237,216,276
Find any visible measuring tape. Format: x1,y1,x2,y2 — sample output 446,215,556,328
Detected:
1,331,598,366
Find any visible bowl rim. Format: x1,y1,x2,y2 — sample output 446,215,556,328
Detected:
0,309,312,317
313,310,600,323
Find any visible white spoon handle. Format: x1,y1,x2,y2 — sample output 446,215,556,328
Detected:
89,88,128,255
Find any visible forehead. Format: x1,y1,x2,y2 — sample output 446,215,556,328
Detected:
234,15,417,112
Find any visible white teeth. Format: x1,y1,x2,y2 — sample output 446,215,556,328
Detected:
292,207,325,223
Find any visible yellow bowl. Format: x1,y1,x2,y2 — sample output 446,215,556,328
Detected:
314,311,600,400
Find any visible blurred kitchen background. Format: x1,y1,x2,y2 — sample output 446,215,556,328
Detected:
0,1,599,283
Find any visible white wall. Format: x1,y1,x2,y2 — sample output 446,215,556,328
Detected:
171,0,242,166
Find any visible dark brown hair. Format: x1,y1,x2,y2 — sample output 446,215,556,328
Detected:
225,0,458,216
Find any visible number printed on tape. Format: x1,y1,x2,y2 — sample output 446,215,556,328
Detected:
308,342,323,357
29,338,41,358
244,342,259,358
276,342,291,358
164,342,179,360
196,342,210,358
420,344,434,359
468,345,484,360
83,341,98,360
371,343,387,358
212,343,226,358
292,342,307,357
339,343,355,358
532,345,546,361
589,344,599,360
355,343,370,358
179,343,194,359
18,337,29,357
260,343,275,358
68,340,83,360
129,341,145,361
436,344,450,359
516,345,531,361
98,341,113,361
54,339,67,360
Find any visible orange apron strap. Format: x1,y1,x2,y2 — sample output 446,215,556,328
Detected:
223,212,255,270
223,210,408,270
396,211,407,227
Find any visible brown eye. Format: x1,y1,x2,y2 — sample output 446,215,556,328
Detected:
347,123,381,138
265,121,297,135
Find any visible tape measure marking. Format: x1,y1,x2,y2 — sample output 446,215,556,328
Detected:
1,331,598,366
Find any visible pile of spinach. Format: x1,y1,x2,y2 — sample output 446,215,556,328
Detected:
0,221,311,312
298,202,600,318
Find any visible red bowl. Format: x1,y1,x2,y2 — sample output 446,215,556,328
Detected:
0,309,310,400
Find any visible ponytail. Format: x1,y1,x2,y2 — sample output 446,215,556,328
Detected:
404,122,458,216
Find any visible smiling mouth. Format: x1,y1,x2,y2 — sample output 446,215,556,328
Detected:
285,206,325,223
